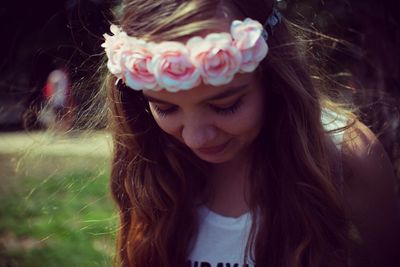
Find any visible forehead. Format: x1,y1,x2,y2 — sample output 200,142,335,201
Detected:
143,73,257,104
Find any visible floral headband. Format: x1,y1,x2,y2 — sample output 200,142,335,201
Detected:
102,10,282,92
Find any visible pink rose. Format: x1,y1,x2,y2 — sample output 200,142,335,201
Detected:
122,40,158,90
149,42,201,92
101,25,129,77
231,18,268,72
188,33,242,86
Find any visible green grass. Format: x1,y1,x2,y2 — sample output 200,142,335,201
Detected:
0,169,117,267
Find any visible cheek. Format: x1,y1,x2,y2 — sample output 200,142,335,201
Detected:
219,98,264,136
149,109,181,137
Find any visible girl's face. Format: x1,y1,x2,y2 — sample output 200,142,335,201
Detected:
143,73,265,164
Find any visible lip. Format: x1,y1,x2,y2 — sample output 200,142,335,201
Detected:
196,140,231,155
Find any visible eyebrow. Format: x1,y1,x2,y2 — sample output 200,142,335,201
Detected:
143,84,249,105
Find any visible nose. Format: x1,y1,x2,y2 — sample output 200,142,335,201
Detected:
181,117,217,149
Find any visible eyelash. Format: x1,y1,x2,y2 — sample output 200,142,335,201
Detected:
153,105,178,117
211,98,243,115
152,97,244,117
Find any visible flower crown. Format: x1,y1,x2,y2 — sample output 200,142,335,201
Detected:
102,18,274,92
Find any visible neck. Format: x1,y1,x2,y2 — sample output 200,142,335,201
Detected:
205,149,253,217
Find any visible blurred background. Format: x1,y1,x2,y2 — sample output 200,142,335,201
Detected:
0,0,399,266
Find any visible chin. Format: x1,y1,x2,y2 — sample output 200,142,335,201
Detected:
197,139,256,165
193,146,239,164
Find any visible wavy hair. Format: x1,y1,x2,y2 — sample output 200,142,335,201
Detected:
105,0,356,266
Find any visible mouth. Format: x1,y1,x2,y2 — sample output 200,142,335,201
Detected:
196,140,231,155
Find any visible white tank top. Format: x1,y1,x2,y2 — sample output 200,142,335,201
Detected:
188,205,253,267
187,109,349,267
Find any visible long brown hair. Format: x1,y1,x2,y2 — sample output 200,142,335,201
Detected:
105,0,355,266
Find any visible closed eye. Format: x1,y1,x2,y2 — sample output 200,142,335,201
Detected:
209,97,244,115
152,104,178,117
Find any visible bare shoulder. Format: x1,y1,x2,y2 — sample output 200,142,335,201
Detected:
341,119,396,186
341,119,400,266
341,119,396,198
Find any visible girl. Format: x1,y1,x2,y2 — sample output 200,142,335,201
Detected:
101,0,400,266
